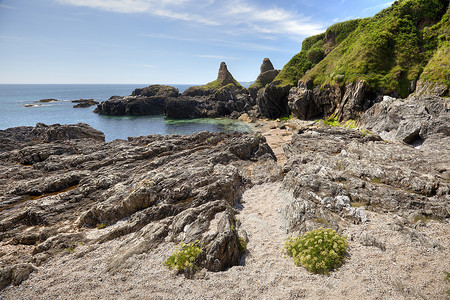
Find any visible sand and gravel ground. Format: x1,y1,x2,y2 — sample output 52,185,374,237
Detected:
2,182,449,299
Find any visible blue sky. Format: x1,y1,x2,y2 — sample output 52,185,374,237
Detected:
0,0,393,84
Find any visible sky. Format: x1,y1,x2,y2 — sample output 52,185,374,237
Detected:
0,0,394,84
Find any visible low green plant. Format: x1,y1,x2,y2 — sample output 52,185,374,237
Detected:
371,177,382,184
96,223,107,229
238,237,247,254
164,241,203,273
280,114,293,121
284,227,348,274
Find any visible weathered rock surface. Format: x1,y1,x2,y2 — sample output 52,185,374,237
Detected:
288,80,341,120
361,95,450,144
281,123,449,236
288,80,372,120
249,58,280,94
0,123,278,289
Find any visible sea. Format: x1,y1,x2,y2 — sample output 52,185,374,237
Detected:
0,84,254,142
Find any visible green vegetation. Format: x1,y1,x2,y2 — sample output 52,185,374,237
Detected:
164,241,203,273
284,228,348,274
317,115,374,137
238,237,247,254
276,0,449,97
371,177,382,184
96,223,107,229
203,79,243,91
280,114,293,121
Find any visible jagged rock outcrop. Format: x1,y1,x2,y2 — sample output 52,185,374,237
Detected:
288,79,372,120
0,123,278,289
94,85,179,115
216,62,236,86
288,80,341,120
256,81,292,119
361,95,450,144
281,124,449,236
131,85,179,98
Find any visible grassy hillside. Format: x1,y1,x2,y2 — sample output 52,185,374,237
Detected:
275,0,449,97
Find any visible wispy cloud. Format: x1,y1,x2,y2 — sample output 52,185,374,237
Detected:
362,1,394,13
128,63,155,68
57,0,324,38
0,3,16,9
197,54,239,60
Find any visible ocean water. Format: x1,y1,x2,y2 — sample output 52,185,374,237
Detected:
0,84,254,141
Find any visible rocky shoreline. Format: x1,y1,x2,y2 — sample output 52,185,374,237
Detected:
1,90,449,297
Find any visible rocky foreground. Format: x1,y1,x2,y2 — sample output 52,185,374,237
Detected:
0,94,449,298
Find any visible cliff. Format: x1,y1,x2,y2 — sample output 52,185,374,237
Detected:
276,0,449,98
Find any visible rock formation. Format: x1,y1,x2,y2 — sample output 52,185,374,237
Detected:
256,82,292,119
0,123,278,289
165,62,257,119
94,85,179,115
72,99,99,108
216,62,237,86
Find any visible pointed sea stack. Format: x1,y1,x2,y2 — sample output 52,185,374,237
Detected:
217,62,237,86
260,58,275,73
249,58,280,91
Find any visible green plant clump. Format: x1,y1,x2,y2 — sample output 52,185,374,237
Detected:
238,237,247,254
284,227,348,274
96,223,107,229
164,241,203,273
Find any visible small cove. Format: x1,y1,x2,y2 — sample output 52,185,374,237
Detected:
0,84,254,141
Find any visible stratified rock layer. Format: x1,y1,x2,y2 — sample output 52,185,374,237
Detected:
0,123,278,289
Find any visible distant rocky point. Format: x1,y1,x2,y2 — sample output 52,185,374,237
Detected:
34,98,61,103
71,99,99,108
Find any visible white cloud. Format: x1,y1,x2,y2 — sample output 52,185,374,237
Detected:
57,0,324,38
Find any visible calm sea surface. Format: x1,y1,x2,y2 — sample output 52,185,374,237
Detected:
0,84,254,141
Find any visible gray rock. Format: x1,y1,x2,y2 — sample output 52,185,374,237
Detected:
0,124,277,288
281,124,449,236
361,95,449,144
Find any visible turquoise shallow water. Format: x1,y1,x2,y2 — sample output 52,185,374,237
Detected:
0,84,254,141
